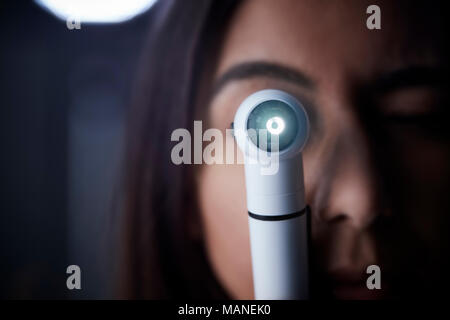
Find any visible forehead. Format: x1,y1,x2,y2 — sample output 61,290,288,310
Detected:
216,0,442,84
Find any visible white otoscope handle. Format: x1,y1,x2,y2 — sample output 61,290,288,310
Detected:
249,212,309,300
245,155,309,300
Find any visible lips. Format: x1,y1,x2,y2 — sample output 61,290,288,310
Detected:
332,283,384,300
329,269,386,300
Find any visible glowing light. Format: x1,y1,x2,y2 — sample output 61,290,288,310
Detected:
35,0,157,24
266,116,285,135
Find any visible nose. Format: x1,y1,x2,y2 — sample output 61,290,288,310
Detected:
321,133,378,227
308,107,384,290
313,112,380,228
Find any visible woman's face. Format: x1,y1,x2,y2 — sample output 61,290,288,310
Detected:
197,0,449,299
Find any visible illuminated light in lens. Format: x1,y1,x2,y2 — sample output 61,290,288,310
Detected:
35,0,157,23
266,116,285,135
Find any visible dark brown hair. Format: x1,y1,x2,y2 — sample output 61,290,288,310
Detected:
120,0,239,299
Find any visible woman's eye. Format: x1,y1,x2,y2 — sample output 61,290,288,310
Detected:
383,106,450,139
379,88,448,126
384,107,445,121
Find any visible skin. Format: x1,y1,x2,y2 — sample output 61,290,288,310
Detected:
197,0,449,299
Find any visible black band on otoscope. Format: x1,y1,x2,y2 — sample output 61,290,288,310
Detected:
248,206,308,221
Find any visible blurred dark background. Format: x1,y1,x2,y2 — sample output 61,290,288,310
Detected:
0,1,153,299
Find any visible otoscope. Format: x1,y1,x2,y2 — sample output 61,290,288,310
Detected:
233,89,310,300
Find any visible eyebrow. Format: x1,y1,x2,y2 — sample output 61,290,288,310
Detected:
372,66,448,93
212,61,315,95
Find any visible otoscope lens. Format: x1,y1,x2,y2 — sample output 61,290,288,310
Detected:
247,100,298,152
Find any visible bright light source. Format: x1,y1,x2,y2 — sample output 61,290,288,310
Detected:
266,117,285,135
35,0,157,24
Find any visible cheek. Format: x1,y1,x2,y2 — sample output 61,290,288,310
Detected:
388,127,450,188
197,161,254,299
392,132,450,241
